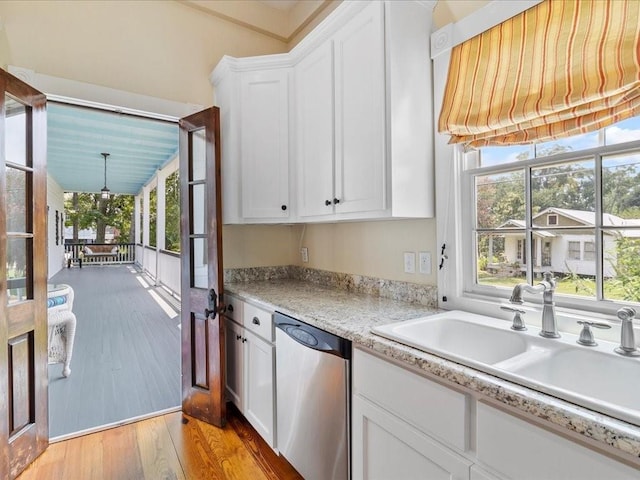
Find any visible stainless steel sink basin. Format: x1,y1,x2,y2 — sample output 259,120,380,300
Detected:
373,310,640,426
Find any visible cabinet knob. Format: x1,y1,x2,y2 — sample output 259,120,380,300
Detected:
325,200,332,206
333,198,340,205
227,304,234,313
281,205,287,211
252,316,261,326
242,337,247,343
236,334,242,341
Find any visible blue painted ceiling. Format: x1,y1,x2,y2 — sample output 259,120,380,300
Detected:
47,103,179,195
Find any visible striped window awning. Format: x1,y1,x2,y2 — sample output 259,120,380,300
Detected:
438,0,640,148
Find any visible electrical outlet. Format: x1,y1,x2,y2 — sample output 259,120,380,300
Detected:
403,252,416,274
419,251,432,274
301,247,309,263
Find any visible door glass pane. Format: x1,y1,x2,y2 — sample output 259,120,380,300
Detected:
192,237,208,289
604,229,640,302
191,184,207,235
476,232,526,288
475,171,525,229
7,237,31,303
191,128,206,182
531,160,595,227
5,94,29,167
6,166,28,233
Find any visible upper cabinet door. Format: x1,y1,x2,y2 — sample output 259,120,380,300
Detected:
240,70,290,220
333,1,386,215
296,42,335,218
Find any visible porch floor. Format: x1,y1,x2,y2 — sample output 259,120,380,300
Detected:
48,265,181,439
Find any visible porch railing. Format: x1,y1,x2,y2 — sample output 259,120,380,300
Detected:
64,243,136,266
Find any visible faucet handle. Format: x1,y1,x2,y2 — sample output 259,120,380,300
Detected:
500,305,527,331
576,320,611,347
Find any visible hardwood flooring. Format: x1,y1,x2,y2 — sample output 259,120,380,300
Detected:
18,406,303,480
48,265,181,438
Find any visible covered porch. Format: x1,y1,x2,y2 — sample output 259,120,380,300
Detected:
47,264,181,439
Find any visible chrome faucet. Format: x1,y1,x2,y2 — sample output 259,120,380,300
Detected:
510,271,559,338
614,307,639,357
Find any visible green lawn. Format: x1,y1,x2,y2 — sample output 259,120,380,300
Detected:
478,272,629,300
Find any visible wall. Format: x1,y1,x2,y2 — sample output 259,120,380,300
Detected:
47,175,65,279
0,0,288,107
2,0,489,286
0,0,299,271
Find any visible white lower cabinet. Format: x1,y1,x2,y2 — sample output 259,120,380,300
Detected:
475,402,639,480
353,348,639,480
353,395,472,480
224,298,276,449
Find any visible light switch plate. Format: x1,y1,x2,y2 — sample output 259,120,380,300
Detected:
404,252,416,274
419,251,431,274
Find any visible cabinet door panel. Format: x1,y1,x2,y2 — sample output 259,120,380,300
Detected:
476,402,639,480
353,395,471,480
243,329,275,447
240,70,290,219
296,41,335,218
333,1,386,215
224,318,244,410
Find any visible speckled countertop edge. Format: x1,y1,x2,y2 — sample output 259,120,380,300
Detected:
225,279,640,461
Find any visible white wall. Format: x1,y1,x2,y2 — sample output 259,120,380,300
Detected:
47,175,65,279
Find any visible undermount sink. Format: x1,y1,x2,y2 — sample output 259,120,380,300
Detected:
373,310,640,426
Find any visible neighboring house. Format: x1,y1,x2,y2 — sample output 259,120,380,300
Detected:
491,208,640,278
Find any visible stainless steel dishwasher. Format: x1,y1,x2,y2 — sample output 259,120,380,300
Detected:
274,312,351,480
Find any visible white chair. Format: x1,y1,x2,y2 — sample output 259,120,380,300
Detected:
47,284,77,377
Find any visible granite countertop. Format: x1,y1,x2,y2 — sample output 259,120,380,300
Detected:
225,279,640,462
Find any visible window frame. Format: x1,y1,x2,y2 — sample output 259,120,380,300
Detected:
459,137,640,317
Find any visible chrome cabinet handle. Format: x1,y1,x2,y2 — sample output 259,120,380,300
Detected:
252,316,261,326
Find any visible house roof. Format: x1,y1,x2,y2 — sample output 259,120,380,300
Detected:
535,207,640,227
497,208,640,236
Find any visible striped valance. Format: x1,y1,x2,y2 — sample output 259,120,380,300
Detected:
438,0,640,148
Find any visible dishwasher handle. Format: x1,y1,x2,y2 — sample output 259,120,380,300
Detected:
274,312,351,359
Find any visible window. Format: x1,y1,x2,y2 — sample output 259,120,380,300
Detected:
467,115,640,307
149,187,157,248
584,242,596,261
164,170,180,253
567,241,581,260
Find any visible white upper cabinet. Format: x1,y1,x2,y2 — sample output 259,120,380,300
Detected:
296,41,335,218
332,1,386,216
240,69,290,220
212,59,292,224
212,0,435,224
296,0,435,221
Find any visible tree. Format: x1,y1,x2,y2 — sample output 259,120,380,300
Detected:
164,170,181,252
64,193,134,243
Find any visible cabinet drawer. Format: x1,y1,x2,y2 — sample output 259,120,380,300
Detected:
354,348,468,451
243,302,274,342
224,294,243,322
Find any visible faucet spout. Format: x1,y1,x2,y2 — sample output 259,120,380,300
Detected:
509,272,559,338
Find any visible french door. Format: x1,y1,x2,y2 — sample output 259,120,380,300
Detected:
179,107,226,427
0,70,48,478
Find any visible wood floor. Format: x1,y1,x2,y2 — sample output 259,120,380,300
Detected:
48,265,182,438
18,406,303,480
